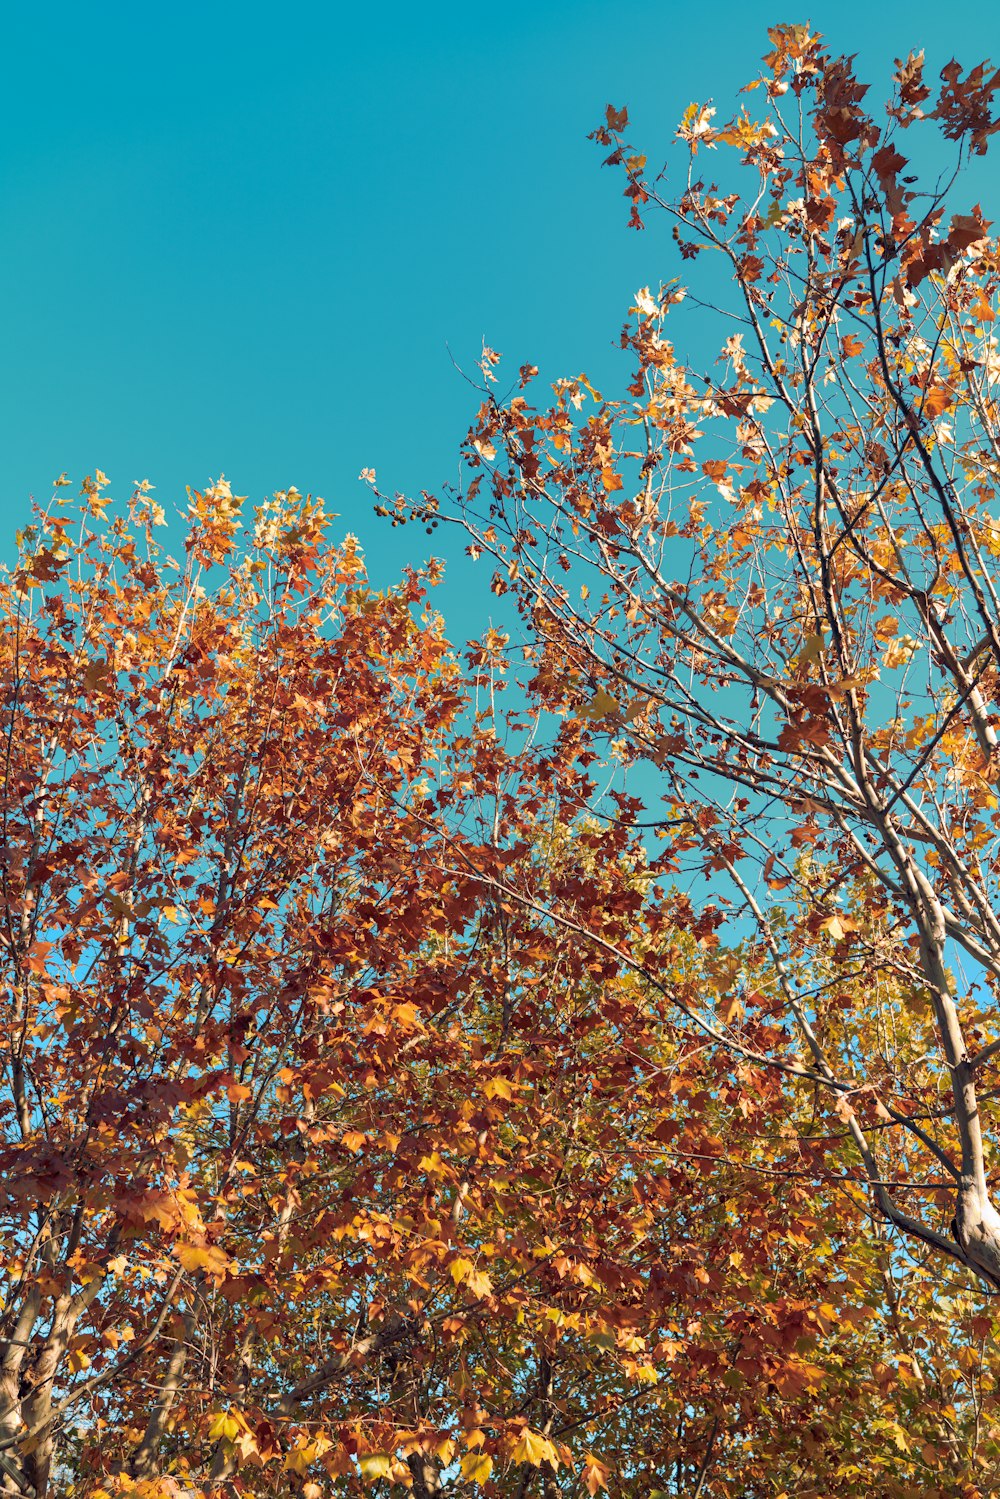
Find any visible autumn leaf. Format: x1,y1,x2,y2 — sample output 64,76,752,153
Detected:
582,1455,611,1495
580,688,620,719
773,1360,825,1399
818,913,858,941
795,632,825,668
207,1408,249,1442
359,1453,394,1482
450,1256,475,1285
175,1243,233,1280
510,1429,559,1468
461,1452,494,1484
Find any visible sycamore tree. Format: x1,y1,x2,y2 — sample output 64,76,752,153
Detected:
380,28,1000,1300
3,477,957,1499
13,25,1000,1497
4,479,997,1499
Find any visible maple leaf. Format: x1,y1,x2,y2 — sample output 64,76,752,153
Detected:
580,688,620,719
461,1452,494,1483
359,1454,394,1482
510,1429,559,1468
175,1243,233,1281
582,1455,611,1495
773,1360,825,1399
818,913,858,942
795,632,825,668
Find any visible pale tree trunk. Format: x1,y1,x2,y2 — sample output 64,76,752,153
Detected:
129,1315,194,1481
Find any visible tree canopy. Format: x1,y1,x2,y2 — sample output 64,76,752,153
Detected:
7,24,1000,1499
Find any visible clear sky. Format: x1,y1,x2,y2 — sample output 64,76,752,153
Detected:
3,0,999,633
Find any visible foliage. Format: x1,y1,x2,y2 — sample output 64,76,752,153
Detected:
11,22,1000,1499
378,21,1000,1493
407,18,1000,1285
0,478,901,1497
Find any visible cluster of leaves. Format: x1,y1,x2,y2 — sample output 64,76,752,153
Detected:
401,21,1000,1275
12,22,1000,1499
4,475,996,1498
0,478,907,1497
372,21,1000,1496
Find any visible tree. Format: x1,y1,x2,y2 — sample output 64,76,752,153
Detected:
5,478,993,1498
13,27,1000,1495
1,476,915,1497
0,476,476,1494
392,29,1000,1302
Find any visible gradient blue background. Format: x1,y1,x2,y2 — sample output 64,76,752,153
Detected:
3,0,998,628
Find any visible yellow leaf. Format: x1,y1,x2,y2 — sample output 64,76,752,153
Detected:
175,1242,233,1280
883,634,919,669
796,632,825,667
581,688,620,720
582,1456,610,1495
208,1409,245,1442
511,1429,559,1467
461,1452,494,1484
971,291,995,323
359,1453,394,1482
773,1359,824,1398
286,1444,312,1474
450,1256,474,1285
466,1268,493,1298
818,913,858,941
721,991,744,1025
623,696,650,722
392,1001,421,1030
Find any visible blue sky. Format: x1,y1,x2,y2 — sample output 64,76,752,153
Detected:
3,0,998,634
